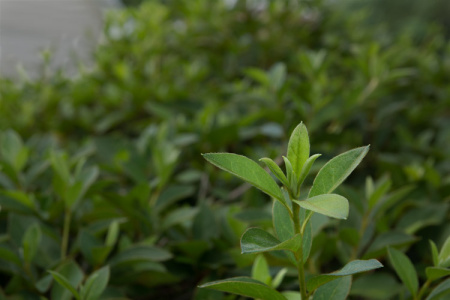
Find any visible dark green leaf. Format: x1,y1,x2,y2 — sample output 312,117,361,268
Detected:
293,194,349,219
50,260,84,300
80,266,110,300
241,228,302,254
287,123,310,181
109,245,172,266
48,271,80,300
309,146,369,198
387,247,418,296
199,277,287,300
307,259,383,292
426,278,450,300
202,153,283,201
22,223,42,263
431,240,439,267
313,276,351,300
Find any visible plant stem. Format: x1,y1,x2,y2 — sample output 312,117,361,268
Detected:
293,204,308,300
61,209,71,260
417,279,431,300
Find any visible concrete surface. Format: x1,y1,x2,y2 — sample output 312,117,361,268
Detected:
0,0,120,78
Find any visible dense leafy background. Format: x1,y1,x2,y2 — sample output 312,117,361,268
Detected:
0,0,449,299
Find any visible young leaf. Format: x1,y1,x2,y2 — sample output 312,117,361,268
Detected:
308,146,369,198
297,154,321,190
252,255,271,285
313,276,351,300
272,268,288,289
199,277,287,300
241,228,302,254
387,247,418,296
202,153,283,201
48,271,81,300
438,236,450,268
272,200,297,266
287,122,310,180
426,278,450,300
306,259,383,292
260,157,289,187
283,156,298,196
80,266,110,300
293,194,349,219
426,267,450,281
431,240,440,267
105,221,120,247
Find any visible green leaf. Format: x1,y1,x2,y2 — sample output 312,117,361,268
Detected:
439,236,450,268
50,151,72,186
105,221,120,247
387,247,418,296
1,130,28,173
22,223,42,263
426,267,450,281
50,260,84,300
202,153,283,201
306,259,383,292
282,291,301,300
80,266,110,300
308,146,369,198
272,268,288,289
302,219,312,262
297,154,321,189
350,273,401,299
293,194,349,219
199,277,287,300
48,271,80,300
252,255,271,285
241,228,302,254
313,276,351,300
283,156,298,196
109,245,172,266
260,157,289,187
431,240,440,267
272,200,297,266
426,278,450,300
368,176,391,209
287,123,310,181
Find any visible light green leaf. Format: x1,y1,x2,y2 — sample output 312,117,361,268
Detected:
199,277,287,300
48,271,80,300
272,268,288,289
309,146,369,198
105,221,120,247
426,278,450,300
426,267,450,281
1,130,28,173
269,62,287,91
297,154,321,190
252,255,271,285
282,291,301,300
307,259,383,292
368,176,391,209
260,157,289,187
283,156,298,196
387,247,418,296
50,151,72,186
287,123,310,181
80,266,110,300
241,228,302,254
202,153,283,201
313,276,351,300
293,194,349,219
439,236,450,268
431,240,439,267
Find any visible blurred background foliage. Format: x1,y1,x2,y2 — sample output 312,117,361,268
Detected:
0,0,449,299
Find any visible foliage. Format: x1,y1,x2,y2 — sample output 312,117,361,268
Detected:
0,0,449,299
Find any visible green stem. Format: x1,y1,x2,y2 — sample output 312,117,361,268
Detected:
417,279,431,300
293,204,308,300
61,209,71,260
